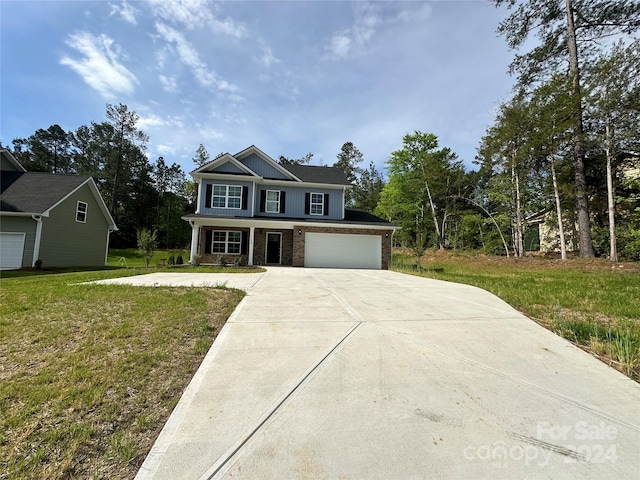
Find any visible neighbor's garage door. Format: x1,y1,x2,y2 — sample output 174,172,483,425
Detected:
304,232,381,269
0,232,26,270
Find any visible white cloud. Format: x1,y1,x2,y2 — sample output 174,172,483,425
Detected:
159,74,178,92
155,21,237,92
60,32,137,99
326,3,381,59
110,1,137,25
149,0,246,38
258,45,280,68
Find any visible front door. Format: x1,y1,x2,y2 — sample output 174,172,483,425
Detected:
266,232,282,264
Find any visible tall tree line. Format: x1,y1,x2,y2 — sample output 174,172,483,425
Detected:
6,104,193,249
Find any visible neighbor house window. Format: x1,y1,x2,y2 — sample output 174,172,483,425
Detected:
212,185,242,209
76,201,87,223
212,231,241,254
310,193,324,215
266,190,280,213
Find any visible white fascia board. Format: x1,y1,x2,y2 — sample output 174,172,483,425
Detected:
260,178,352,190
192,172,262,182
234,145,302,182
181,216,399,231
192,155,259,178
1,149,27,172
44,177,117,230
0,211,48,217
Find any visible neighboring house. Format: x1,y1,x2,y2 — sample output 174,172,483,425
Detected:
183,145,398,269
0,149,117,269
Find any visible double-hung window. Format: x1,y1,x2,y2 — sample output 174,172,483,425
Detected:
212,185,242,209
212,231,242,254
76,201,87,223
265,190,280,213
310,193,324,215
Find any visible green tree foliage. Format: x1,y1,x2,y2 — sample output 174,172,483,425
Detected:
333,142,364,206
353,161,385,213
378,131,470,251
493,0,640,257
278,152,313,165
7,104,191,249
192,144,210,168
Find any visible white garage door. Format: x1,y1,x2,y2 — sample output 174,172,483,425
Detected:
0,232,26,270
304,232,381,269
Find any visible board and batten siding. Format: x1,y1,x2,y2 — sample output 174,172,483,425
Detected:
240,154,290,179
0,216,36,267
256,186,343,219
38,183,110,267
200,179,254,217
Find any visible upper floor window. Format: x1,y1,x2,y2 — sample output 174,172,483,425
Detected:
212,185,242,209
266,190,280,213
76,201,87,223
310,193,324,215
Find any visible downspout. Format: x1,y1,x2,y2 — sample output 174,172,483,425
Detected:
31,215,43,267
104,228,115,266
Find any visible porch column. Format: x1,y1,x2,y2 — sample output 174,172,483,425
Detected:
248,226,255,266
189,223,200,264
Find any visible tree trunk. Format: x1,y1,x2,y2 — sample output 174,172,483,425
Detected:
550,157,567,260
565,0,595,257
605,120,618,262
424,180,443,249
513,160,524,257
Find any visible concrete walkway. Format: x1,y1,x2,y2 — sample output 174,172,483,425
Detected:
128,268,640,479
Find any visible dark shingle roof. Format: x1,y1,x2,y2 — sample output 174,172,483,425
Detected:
281,164,351,185
344,209,395,225
0,172,90,214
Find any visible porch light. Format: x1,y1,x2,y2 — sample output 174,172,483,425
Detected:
298,229,302,235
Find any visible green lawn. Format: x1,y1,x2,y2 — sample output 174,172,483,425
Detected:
0,269,244,479
392,250,640,380
107,248,190,268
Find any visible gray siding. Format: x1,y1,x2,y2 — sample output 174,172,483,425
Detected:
1,156,20,171
213,161,247,174
256,186,343,219
200,179,254,217
0,216,36,267
240,154,290,179
38,184,110,267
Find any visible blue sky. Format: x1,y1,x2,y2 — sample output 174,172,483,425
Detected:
1,0,517,175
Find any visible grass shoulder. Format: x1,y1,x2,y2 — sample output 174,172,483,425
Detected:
0,269,244,479
392,249,640,381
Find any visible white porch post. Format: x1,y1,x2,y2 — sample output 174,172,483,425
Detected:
189,222,200,264
248,226,255,266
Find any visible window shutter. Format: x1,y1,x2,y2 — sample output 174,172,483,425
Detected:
241,231,248,255
205,184,212,208
242,186,248,210
324,193,330,216
279,191,286,214
305,193,310,215
205,230,212,254
260,190,266,213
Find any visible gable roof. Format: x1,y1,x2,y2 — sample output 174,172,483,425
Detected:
0,171,117,229
192,153,258,177
1,149,27,172
281,164,351,186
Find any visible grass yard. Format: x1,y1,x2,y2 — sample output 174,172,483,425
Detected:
393,249,640,381
107,248,191,268
0,269,244,479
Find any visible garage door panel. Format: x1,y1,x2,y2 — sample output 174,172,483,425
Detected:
304,232,381,269
0,232,26,270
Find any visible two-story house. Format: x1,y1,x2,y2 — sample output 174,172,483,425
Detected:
182,145,397,269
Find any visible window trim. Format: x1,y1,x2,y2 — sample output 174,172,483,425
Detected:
211,230,242,255
265,190,280,213
310,192,324,216
76,201,88,223
212,185,243,209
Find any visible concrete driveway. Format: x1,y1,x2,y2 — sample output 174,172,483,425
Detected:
131,268,640,479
